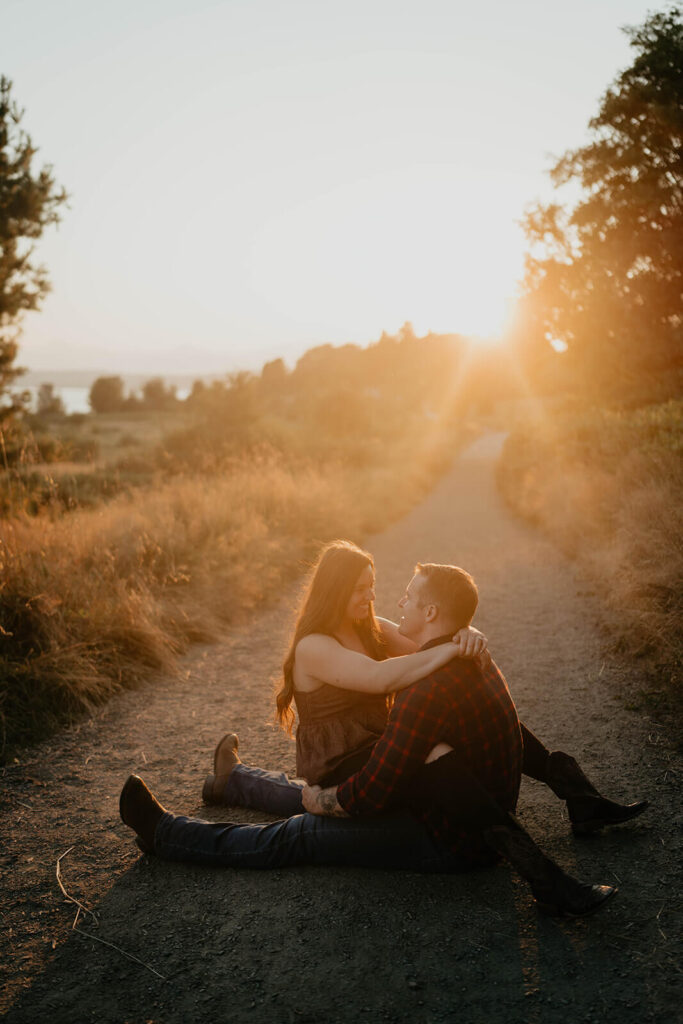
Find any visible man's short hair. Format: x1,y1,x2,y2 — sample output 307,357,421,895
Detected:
415,563,478,630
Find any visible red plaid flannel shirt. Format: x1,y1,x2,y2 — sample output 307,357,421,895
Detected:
336,640,522,850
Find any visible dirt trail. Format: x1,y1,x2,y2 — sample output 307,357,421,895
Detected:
1,433,681,1024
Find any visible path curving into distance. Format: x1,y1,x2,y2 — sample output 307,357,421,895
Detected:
2,433,680,1024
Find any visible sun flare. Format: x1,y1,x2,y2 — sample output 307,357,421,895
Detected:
246,168,525,348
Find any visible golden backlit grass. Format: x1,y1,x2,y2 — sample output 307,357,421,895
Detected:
498,399,682,688
0,431,455,758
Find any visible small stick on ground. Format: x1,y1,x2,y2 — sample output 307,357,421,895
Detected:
56,847,98,924
73,927,167,981
55,846,167,982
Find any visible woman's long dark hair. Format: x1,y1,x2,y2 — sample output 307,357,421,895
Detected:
276,540,386,734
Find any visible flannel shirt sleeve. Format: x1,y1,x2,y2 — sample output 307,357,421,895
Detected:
336,678,449,816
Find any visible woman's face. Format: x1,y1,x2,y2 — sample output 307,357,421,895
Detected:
346,564,376,621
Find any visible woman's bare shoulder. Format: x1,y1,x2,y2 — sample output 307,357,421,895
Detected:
295,634,338,659
294,634,342,692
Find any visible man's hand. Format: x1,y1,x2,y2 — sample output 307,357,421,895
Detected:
476,648,493,670
302,784,349,817
452,625,488,659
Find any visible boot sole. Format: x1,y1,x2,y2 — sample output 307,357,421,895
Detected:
212,733,239,775
202,773,219,804
202,771,234,804
202,733,240,804
120,775,160,855
119,776,134,824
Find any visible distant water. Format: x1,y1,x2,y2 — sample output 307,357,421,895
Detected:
22,385,190,415
24,385,91,415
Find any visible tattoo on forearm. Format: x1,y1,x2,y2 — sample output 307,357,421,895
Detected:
318,787,348,817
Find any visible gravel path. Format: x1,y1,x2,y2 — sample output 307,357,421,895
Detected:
2,433,680,1024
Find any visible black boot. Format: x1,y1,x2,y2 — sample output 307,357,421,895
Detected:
119,775,167,854
546,752,649,836
483,821,617,916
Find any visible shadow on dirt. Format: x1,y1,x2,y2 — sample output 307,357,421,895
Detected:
5,815,671,1024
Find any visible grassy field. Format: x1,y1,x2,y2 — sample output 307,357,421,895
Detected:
0,403,465,759
497,398,682,697
0,409,200,514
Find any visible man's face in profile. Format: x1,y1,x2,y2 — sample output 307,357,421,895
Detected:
397,573,428,640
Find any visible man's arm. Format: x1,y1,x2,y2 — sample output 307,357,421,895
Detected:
334,675,452,817
302,784,348,817
304,676,455,817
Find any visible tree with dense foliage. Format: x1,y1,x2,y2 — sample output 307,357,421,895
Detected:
89,375,125,413
0,77,68,418
141,376,177,411
260,357,288,391
517,7,683,398
36,382,64,417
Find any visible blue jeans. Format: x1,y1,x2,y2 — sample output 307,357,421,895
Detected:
154,810,469,873
222,764,304,817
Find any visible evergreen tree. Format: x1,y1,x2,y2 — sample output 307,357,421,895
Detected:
0,77,68,418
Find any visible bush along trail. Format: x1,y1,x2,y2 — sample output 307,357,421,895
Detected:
1,433,680,1024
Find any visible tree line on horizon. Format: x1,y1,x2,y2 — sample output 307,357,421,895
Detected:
84,321,511,416
119,324,514,475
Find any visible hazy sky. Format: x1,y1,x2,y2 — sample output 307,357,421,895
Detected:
5,0,659,375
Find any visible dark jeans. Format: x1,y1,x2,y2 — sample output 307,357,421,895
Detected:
155,728,554,871
520,724,552,782
220,744,376,817
154,809,469,873
220,723,551,824
223,764,305,817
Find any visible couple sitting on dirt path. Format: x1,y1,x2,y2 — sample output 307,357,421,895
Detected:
120,540,647,917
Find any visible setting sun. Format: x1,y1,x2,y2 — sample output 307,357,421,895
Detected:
245,166,524,343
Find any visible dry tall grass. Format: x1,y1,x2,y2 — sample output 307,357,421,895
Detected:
498,399,682,690
0,430,456,758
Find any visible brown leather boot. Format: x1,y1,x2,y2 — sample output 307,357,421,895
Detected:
546,751,649,835
483,820,617,916
202,732,241,804
119,775,167,854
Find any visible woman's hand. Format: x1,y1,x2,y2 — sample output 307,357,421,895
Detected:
452,626,488,659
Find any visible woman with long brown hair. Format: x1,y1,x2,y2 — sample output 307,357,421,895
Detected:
201,539,485,812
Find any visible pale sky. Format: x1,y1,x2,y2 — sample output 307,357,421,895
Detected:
4,0,659,376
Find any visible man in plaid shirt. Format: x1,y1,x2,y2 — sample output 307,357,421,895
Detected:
335,646,523,851
307,564,523,849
